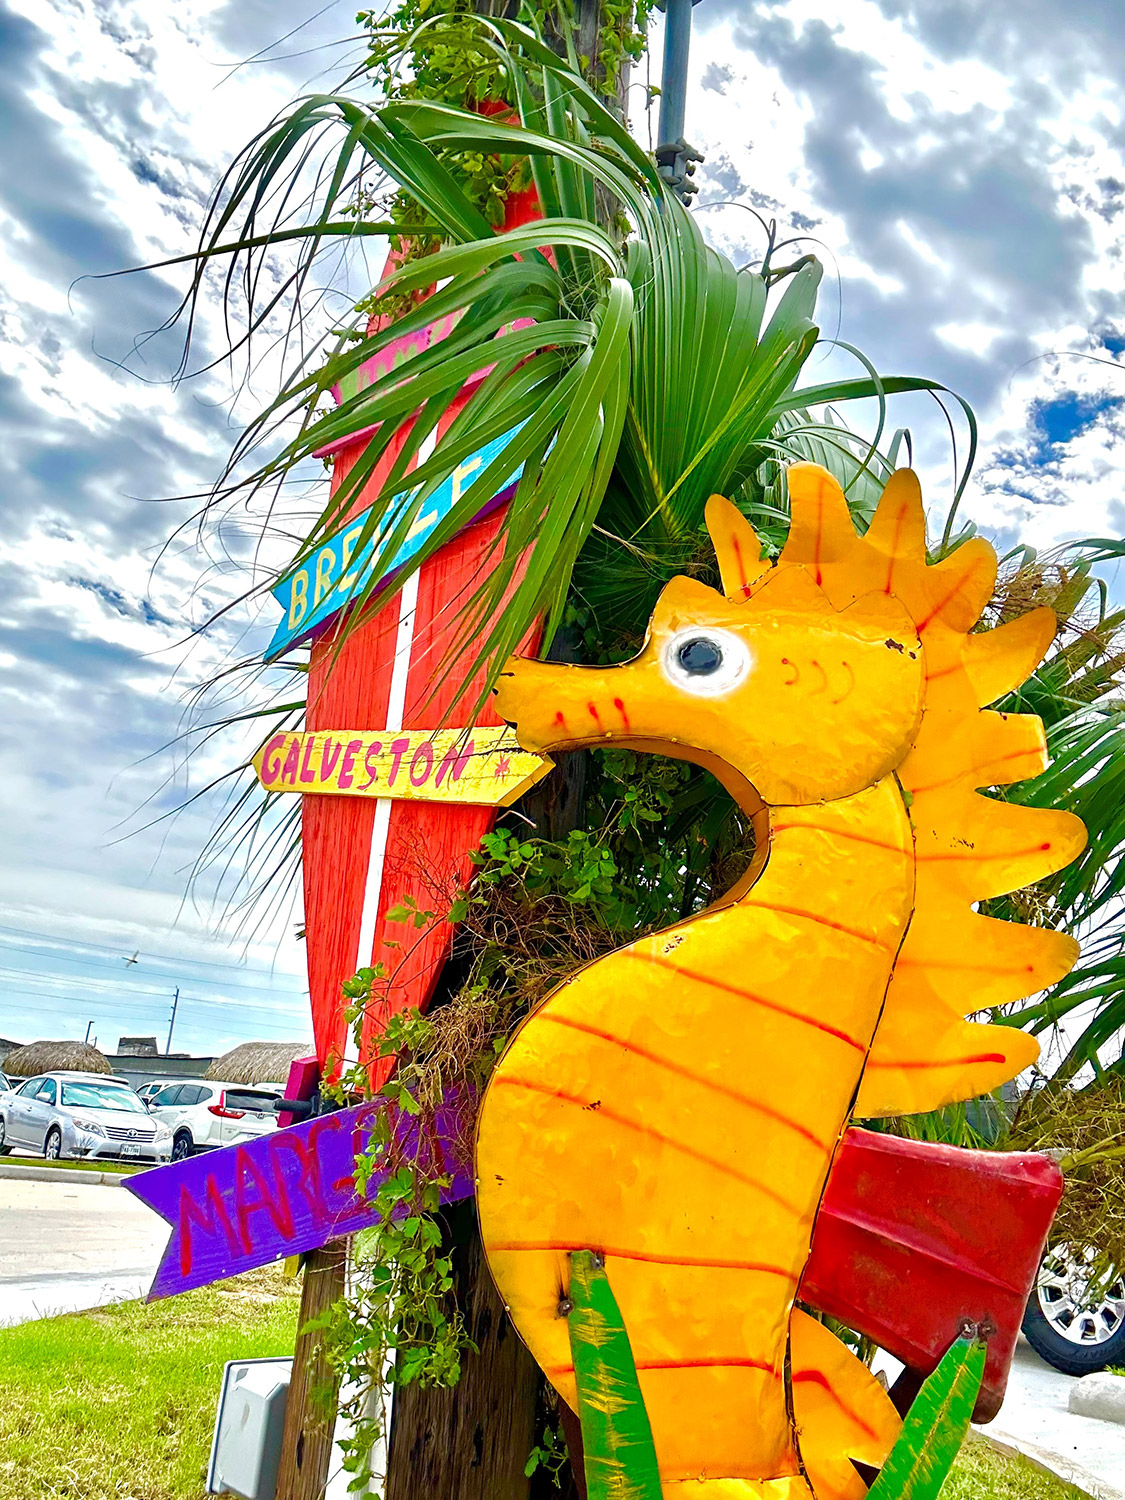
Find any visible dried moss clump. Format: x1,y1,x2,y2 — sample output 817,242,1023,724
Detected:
1011,1079,1125,1267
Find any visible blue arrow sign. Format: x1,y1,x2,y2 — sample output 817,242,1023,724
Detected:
266,420,530,660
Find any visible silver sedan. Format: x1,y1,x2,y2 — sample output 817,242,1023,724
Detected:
0,1071,173,1163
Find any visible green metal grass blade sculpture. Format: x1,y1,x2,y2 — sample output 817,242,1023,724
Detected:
866,1334,987,1500
567,1250,662,1500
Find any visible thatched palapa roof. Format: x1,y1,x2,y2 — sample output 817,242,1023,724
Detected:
206,1041,309,1086
5,1040,112,1077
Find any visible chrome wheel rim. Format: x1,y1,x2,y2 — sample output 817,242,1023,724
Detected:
173,1138,189,1161
1037,1245,1125,1348
45,1133,60,1159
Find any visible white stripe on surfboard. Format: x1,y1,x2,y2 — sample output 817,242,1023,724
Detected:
345,434,433,1061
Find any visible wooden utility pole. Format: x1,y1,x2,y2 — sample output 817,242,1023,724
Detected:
275,1244,348,1500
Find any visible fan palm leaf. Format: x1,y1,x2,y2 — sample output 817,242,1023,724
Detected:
161,18,965,704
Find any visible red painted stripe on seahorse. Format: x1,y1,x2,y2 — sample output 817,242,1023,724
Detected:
867,1052,1007,1070
896,954,1038,977
545,1356,781,1378
924,659,962,683
627,951,867,1054
792,1368,881,1442
539,1012,831,1150
492,1076,802,1211
485,1241,798,1280
771,821,911,856
917,565,986,632
907,744,1046,795
915,841,1054,864
739,898,895,949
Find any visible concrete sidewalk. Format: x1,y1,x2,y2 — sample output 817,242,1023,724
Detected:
983,1338,1125,1500
0,1176,168,1327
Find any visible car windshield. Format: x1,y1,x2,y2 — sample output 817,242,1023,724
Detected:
60,1081,146,1113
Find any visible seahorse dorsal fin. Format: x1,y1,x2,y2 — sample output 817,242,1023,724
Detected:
864,469,928,585
705,494,770,599
780,463,859,583
963,607,1056,705
916,539,998,633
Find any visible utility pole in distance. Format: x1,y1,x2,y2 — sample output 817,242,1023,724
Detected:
166,988,180,1056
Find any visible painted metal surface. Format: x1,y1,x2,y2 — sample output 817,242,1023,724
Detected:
804,1127,1063,1423
255,726,551,806
126,1093,472,1300
474,466,1085,1498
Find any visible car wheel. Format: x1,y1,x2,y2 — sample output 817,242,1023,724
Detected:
172,1131,193,1162
0,1118,9,1156
44,1128,63,1161
1022,1244,1125,1376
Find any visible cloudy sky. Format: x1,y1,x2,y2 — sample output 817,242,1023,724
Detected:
1,0,1123,1059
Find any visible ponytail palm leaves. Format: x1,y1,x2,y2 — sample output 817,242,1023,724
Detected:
175,18,957,692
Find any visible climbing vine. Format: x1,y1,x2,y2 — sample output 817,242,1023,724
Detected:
352,0,652,316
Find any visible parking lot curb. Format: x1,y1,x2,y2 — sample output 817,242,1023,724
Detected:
0,1161,132,1187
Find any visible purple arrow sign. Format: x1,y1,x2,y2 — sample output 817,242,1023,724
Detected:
125,1094,474,1300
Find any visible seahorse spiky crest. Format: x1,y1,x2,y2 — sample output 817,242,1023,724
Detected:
726,463,1085,1114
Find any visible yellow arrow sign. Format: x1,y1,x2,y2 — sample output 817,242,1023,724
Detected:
253,726,551,807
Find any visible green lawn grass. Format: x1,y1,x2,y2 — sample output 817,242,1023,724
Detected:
0,1267,299,1500
0,1274,1093,1500
945,1433,1095,1500
2,1154,139,1175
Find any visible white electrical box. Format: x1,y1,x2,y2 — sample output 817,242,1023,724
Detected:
207,1357,292,1500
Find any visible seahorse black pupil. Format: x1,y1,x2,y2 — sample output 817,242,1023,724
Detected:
677,637,723,676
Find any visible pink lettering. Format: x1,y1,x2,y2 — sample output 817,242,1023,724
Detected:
319,738,342,780
357,741,384,792
232,1147,294,1251
435,738,476,787
338,738,363,790
178,1175,241,1277
299,738,317,785
279,739,301,785
386,737,411,786
270,1116,344,1224
409,741,435,787
260,734,287,785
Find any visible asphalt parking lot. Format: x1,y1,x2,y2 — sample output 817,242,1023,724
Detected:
0,1174,169,1326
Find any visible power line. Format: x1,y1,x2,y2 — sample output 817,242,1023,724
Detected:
0,994,310,1039
0,920,305,982
0,968,307,1017
0,937,306,995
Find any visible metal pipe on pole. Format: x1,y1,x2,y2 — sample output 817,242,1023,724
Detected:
654,0,704,202
657,0,693,147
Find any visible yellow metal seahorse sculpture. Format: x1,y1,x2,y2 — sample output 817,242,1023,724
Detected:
475,463,1086,1499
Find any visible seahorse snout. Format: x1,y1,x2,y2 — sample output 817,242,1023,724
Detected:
494,655,628,752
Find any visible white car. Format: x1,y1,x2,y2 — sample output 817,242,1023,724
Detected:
0,1072,173,1163
145,1079,281,1160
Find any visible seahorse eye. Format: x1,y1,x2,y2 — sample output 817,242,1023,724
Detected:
676,637,723,676
662,626,753,696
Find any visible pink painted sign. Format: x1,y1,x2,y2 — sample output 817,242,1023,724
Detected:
125,1094,473,1300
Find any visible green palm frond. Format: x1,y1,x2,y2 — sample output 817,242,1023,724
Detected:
159,17,966,705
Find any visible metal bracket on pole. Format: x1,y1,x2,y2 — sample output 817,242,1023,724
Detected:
654,0,704,204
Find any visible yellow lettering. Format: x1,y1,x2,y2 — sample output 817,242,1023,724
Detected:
337,524,366,595
313,548,335,609
452,452,483,506
288,570,309,631
406,507,438,543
